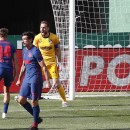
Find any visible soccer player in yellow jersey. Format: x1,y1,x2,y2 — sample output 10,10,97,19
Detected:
33,21,68,107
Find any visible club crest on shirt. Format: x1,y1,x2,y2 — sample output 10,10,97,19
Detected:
28,52,32,57
49,39,52,44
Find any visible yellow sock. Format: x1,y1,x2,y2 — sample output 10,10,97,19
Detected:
58,85,67,102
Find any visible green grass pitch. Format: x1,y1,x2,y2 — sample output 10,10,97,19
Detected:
0,94,130,130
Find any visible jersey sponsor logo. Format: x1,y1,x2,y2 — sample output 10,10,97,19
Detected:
49,39,52,44
40,46,52,51
24,60,31,64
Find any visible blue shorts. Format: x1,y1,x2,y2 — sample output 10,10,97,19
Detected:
0,68,13,87
20,79,43,101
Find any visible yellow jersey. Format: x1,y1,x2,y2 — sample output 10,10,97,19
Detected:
33,32,60,66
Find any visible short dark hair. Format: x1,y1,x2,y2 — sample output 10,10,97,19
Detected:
40,20,50,28
0,28,8,37
22,31,35,40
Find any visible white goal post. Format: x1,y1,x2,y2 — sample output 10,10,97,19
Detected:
43,0,75,100
69,0,75,100
43,0,130,100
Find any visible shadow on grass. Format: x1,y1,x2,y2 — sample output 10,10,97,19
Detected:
76,128,130,130
0,128,66,130
71,104,130,108
0,126,130,130
0,128,130,130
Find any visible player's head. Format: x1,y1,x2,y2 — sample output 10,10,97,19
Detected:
22,31,35,47
40,20,50,37
0,28,8,38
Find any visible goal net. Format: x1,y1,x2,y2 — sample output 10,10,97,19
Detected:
44,0,130,99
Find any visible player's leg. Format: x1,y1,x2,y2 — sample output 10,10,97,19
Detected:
18,81,33,115
53,78,68,107
29,100,39,130
2,86,10,119
50,64,68,107
29,82,43,130
18,81,42,127
2,68,13,119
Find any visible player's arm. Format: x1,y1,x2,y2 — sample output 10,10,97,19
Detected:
16,61,26,86
12,52,19,81
38,60,51,88
55,44,61,62
55,43,63,70
34,48,51,87
54,35,61,62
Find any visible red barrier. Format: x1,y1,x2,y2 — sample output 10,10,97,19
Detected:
75,48,130,92
1,48,130,93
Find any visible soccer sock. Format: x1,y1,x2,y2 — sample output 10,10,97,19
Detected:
58,85,67,102
3,103,9,113
32,105,40,128
22,102,33,116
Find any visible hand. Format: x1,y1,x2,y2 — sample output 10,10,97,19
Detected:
45,81,51,88
16,79,21,86
57,62,62,71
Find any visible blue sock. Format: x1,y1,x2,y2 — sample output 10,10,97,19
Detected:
3,103,9,113
23,102,33,115
32,105,40,126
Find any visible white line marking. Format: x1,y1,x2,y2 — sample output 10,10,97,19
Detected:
7,107,130,113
